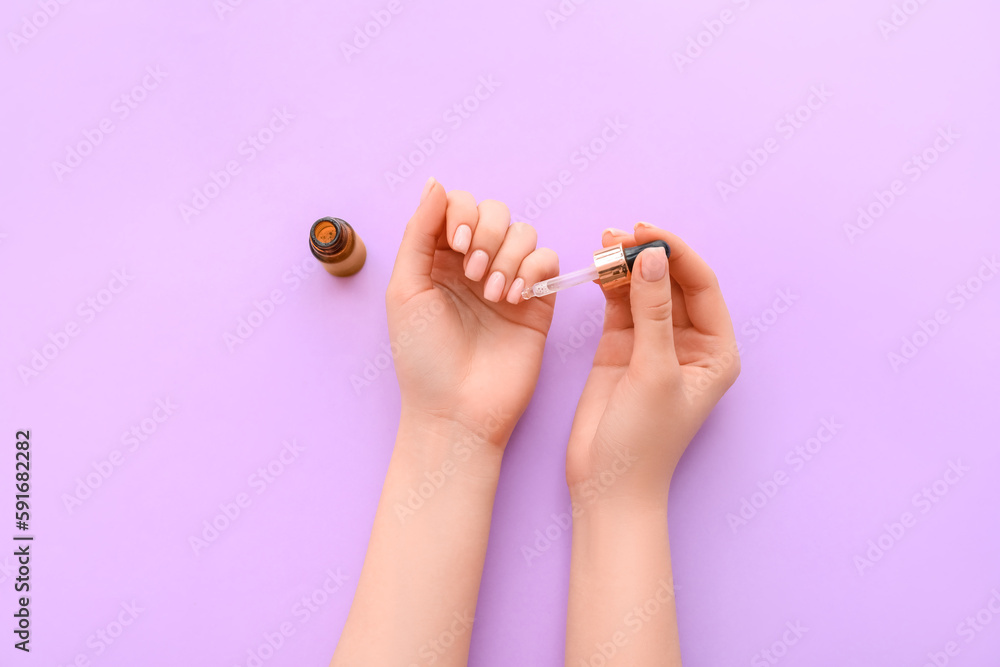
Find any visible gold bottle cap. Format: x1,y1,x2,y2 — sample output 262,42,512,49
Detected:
593,243,629,289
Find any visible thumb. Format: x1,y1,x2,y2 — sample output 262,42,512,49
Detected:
628,246,680,377
388,177,447,300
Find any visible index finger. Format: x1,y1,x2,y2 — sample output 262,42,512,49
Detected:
632,222,735,339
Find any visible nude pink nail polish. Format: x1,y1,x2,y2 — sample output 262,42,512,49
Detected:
453,225,472,253
484,271,505,302
465,250,489,281
507,278,524,304
420,176,436,203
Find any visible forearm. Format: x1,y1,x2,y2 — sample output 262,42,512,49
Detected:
332,415,504,667
565,498,680,667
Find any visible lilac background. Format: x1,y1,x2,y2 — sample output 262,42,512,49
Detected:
3,0,999,665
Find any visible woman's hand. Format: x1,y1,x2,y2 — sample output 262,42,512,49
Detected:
564,223,740,666
387,178,559,453
566,222,741,506
333,181,558,667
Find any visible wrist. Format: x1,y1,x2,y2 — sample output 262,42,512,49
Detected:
396,407,506,478
567,446,674,516
569,493,670,548
568,472,671,520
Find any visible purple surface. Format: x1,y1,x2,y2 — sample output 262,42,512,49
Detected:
3,0,1000,665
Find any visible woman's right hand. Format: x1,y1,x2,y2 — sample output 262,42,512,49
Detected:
566,222,741,506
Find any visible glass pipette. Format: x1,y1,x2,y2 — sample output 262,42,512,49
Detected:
521,240,670,300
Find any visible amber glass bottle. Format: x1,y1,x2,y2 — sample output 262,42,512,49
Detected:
309,217,367,277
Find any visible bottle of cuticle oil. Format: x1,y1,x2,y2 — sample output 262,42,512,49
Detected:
309,217,367,277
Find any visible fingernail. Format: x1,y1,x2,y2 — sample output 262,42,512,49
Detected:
640,247,666,281
602,228,629,246
506,278,524,304
465,250,489,281
484,271,505,302
634,221,655,230
452,224,471,253
419,176,436,203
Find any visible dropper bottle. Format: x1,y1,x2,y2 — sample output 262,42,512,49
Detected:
521,240,670,300
309,217,367,277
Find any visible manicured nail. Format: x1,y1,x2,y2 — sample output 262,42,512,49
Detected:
452,224,472,253
420,176,436,203
602,227,629,246
484,271,505,302
640,247,667,281
465,250,489,281
506,278,525,304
